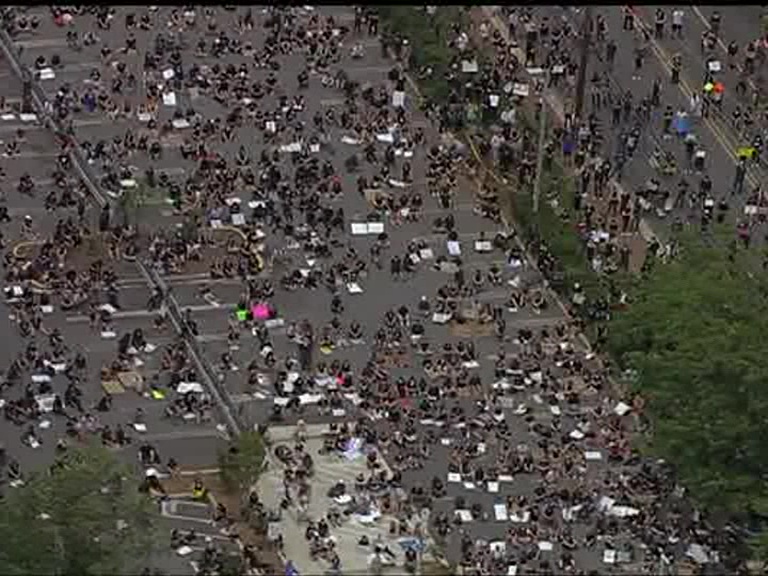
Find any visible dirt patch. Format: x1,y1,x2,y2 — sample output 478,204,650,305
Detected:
160,469,221,495
160,471,284,573
375,349,411,368
450,320,494,338
422,561,455,576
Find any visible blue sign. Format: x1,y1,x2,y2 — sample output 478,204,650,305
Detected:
673,115,690,136
285,560,300,576
398,537,426,553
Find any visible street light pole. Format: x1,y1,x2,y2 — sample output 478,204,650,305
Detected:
21,70,32,114
574,6,593,121
533,100,547,215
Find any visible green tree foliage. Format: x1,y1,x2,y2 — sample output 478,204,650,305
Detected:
0,445,158,575
117,181,148,229
609,232,768,520
378,6,465,103
511,162,598,291
218,431,266,495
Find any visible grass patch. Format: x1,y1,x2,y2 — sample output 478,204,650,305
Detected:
513,169,595,291
380,5,492,130
497,110,634,328
379,6,462,103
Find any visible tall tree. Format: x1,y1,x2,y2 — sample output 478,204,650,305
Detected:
117,181,149,232
0,445,159,575
218,430,266,495
609,232,768,517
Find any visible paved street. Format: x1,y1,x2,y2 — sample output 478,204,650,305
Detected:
615,6,767,232
0,5,738,576
484,5,768,249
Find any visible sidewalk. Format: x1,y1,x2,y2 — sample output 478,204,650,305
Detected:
258,424,424,576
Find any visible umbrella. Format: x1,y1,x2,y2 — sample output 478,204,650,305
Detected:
235,308,248,322
713,82,724,94
251,302,271,320
703,82,714,93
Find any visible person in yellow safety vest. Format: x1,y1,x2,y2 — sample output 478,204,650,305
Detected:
738,147,755,162
192,477,208,501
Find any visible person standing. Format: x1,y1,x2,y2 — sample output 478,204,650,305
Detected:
671,8,684,38
623,6,635,31
367,546,384,575
297,319,314,372
733,158,747,196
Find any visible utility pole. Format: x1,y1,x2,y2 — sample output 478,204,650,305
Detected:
574,6,593,121
533,100,547,215
21,70,32,114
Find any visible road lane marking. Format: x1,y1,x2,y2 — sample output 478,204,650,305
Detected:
66,302,229,322
116,273,270,289
690,6,761,104
0,150,59,159
0,117,114,133
118,428,229,445
0,61,101,79
632,8,761,190
116,272,216,287
16,38,69,49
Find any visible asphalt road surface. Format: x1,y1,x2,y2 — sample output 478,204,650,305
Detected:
497,5,768,246
0,6,731,576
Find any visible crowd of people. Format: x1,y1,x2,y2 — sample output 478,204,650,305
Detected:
404,6,768,279
0,4,753,576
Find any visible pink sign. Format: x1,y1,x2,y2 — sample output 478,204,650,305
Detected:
251,302,271,320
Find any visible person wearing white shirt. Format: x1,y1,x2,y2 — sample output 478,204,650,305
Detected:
367,547,383,575
672,9,684,38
